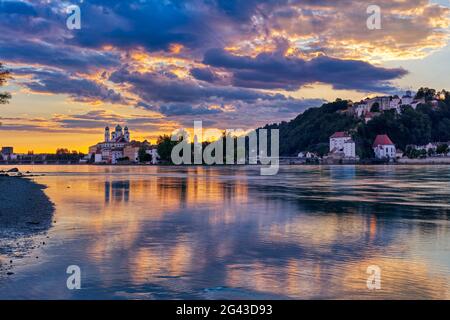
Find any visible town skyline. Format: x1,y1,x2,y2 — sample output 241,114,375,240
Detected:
1,0,450,153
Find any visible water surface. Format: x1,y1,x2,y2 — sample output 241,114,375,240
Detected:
0,165,449,299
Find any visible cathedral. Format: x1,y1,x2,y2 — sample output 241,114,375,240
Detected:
88,124,159,164
104,125,130,143
88,125,133,164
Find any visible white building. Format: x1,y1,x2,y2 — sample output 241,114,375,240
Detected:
354,102,371,117
89,125,131,164
111,148,124,164
330,132,350,152
146,148,160,165
401,91,413,106
354,91,426,117
88,125,159,164
343,140,356,158
373,134,396,159
330,132,356,158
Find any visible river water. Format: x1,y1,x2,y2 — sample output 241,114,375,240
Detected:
0,165,449,299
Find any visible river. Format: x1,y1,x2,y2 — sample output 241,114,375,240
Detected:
0,165,449,299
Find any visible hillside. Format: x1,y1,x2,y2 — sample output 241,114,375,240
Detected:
264,88,450,158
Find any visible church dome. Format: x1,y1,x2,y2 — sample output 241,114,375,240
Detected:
105,126,109,130
115,124,122,130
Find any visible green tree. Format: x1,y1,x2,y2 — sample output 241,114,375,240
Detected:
156,135,178,163
370,103,380,112
436,144,449,155
415,87,436,102
138,146,151,162
265,99,357,156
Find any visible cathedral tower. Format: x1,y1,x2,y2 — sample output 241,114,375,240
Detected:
124,126,130,142
105,126,110,142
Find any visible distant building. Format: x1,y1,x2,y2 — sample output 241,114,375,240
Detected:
123,143,140,163
0,147,18,161
352,91,427,118
329,132,356,158
1,147,13,155
364,112,378,123
146,148,160,165
343,140,356,158
373,134,396,159
88,125,157,164
89,125,129,164
401,91,413,106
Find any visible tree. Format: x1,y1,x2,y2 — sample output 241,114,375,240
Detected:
265,99,356,156
56,148,70,155
370,102,380,112
415,87,436,102
138,146,151,162
156,135,178,163
436,144,449,155
0,63,11,104
405,146,420,159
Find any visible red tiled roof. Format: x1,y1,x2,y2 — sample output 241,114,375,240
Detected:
330,131,350,139
373,134,394,147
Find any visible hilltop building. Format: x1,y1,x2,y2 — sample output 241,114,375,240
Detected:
373,134,396,159
353,91,427,119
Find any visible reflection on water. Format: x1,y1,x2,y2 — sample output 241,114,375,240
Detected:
0,165,449,299
105,180,130,203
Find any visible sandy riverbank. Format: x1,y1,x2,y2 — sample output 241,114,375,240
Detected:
0,176,54,275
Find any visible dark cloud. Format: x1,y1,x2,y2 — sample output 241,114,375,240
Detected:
190,67,221,83
109,68,289,104
51,109,173,132
15,68,126,104
0,0,446,132
203,49,408,92
67,0,205,51
160,103,223,116
136,101,221,116
0,1,37,15
0,39,120,72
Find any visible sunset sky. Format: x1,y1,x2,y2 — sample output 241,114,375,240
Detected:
1,0,450,153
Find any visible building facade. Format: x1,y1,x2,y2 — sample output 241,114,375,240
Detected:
329,132,356,158
373,134,396,159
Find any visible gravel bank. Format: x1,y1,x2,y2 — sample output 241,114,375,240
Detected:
0,176,54,275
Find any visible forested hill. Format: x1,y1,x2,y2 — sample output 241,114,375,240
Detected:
263,99,356,156
263,88,450,158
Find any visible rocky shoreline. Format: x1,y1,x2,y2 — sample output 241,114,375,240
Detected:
0,171,54,276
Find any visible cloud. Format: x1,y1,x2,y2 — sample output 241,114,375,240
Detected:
0,1,37,15
109,68,290,103
0,39,120,72
203,48,408,92
190,67,221,83
51,109,177,133
0,0,448,134
15,68,126,105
